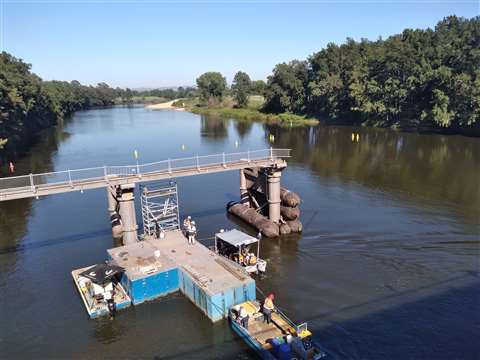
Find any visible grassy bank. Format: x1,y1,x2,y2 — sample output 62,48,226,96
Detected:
173,96,319,127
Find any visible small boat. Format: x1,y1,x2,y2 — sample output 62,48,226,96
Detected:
72,263,131,318
214,229,267,274
229,301,326,359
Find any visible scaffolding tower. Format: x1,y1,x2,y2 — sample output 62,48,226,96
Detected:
141,181,180,237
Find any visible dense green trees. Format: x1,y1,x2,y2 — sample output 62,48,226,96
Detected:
196,72,227,105
135,86,197,100
250,80,267,96
0,52,117,157
231,71,251,108
264,16,479,133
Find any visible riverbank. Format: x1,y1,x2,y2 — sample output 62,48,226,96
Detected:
146,99,185,110
174,97,319,127
176,97,480,136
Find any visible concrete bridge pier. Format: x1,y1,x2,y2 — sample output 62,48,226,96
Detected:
267,170,282,223
106,186,117,214
117,183,138,245
239,169,249,205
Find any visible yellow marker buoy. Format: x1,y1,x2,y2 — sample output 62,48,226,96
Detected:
356,133,360,142
351,133,355,142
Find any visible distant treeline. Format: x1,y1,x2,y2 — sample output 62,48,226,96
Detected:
0,52,195,159
262,16,479,134
133,87,197,100
0,52,122,157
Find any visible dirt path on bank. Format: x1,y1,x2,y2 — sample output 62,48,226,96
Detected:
145,99,185,110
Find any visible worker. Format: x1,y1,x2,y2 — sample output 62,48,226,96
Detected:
183,216,193,244
187,221,197,245
262,293,275,324
240,248,248,265
247,253,257,265
183,216,192,230
238,306,249,329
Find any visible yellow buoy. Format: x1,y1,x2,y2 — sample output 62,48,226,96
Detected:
356,133,360,142
351,133,355,142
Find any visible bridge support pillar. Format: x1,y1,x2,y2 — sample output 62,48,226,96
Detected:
106,186,117,214
118,184,138,245
267,170,282,223
240,169,249,206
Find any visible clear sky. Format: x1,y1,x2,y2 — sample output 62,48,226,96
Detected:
2,0,478,88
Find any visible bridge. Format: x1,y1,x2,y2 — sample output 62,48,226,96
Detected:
0,148,290,244
0,148,290,201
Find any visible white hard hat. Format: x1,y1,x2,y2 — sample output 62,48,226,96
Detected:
187,216,191,219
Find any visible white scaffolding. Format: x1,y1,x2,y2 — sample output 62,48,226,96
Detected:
141,181,180,237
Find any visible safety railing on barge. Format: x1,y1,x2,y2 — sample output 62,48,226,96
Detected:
0,148,291,195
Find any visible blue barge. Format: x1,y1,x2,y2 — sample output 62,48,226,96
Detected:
73,230,256,322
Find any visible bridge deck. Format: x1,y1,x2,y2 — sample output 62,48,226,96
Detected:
0,149,289,201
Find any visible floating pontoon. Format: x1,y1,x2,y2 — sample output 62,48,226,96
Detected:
214,229,267,274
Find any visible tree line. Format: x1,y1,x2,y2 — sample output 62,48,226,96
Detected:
134,87,197,100
195,16,479,134
0,52,197,159
195,71,266,107
262,16,479,133
0,52,121,156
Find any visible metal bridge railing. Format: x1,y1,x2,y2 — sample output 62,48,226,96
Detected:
0,148,290,192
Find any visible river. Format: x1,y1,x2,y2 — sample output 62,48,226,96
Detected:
0,106,479,359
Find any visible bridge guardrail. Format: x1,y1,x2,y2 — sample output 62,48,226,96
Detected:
0,148,291,192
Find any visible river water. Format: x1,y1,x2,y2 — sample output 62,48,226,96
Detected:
0,106,479,359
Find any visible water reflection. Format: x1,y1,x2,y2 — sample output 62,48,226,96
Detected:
0,121,69,251
234,121,253,139
1,108,479,359
265,124,480,227
200,115,229,141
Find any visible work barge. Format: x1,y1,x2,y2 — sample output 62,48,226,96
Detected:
0,149,294,321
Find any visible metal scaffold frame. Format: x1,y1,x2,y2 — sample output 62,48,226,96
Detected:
141,181,181,237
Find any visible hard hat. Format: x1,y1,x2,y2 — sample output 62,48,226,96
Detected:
187,216,191,220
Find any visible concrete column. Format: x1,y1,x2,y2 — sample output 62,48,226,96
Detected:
240,169,249,205
267,171,282,223
106,186,117,214
118,184,138,245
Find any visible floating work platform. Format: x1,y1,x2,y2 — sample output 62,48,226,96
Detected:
103,230,255,322
71,266,132,318
107,241,179,305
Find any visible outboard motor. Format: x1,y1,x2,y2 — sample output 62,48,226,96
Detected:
107,299,116,317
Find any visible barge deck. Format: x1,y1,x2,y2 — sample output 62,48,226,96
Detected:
102,230,255,321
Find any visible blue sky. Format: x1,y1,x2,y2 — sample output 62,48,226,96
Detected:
2,1,478,88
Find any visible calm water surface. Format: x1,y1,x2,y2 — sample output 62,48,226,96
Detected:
0,106,479,359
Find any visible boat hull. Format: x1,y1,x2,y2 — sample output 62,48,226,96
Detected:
230,317,276,360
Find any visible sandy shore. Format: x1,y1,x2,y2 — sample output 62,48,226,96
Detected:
145,99,185,111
